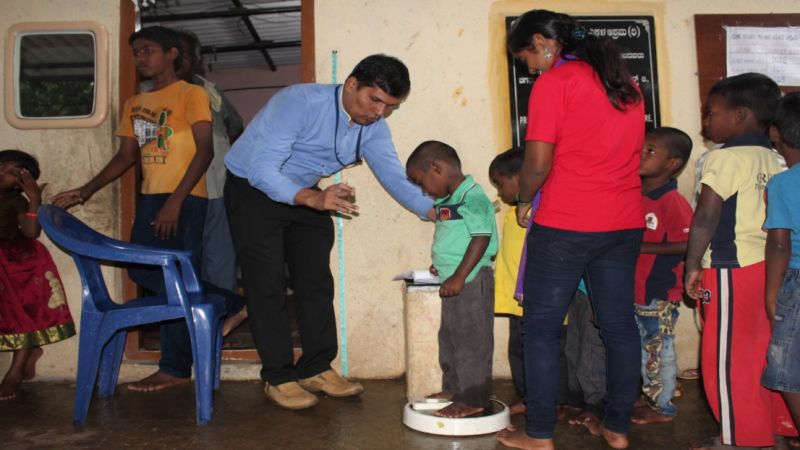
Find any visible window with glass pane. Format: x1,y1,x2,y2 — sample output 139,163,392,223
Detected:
18,32,96,118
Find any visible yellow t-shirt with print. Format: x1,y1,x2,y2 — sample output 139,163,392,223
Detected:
495,207,526,316
117,80,211,198
700,144,783,268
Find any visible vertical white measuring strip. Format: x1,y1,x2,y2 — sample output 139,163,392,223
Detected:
332,50,348,376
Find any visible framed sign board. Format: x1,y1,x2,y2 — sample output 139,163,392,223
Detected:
507,16,660,148
694,14,800,107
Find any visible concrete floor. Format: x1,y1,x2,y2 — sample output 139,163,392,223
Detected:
0,376,718,449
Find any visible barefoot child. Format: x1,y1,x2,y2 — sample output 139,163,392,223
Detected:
762,91,800,442
0,150,74,400
407,140,498,418
53,26,213,393
685,73,797,449
632,127,693,425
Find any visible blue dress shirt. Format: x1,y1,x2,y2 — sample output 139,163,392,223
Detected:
225,83,432,218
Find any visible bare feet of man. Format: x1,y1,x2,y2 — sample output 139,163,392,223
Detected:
496,425,555,450
434,401,485,418
510,400,526,415
222,306,248,337
126,371,191,392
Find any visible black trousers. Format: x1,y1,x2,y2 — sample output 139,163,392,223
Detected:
224,174,337,385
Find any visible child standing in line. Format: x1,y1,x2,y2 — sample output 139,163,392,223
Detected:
631,127,693,425
0,150,74,400
489,147,527,415
762,91,800,442
53,26,213,393
685,73,797,449
407,140,498,419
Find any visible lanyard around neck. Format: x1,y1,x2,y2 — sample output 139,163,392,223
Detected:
334,85,363,168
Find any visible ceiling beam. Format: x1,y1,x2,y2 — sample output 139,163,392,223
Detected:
231,0,276,71
141,6,299,23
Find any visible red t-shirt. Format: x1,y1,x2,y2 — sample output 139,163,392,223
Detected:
634,180,694,305
526,58,645,232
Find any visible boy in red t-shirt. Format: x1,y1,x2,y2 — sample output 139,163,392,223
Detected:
631,127,693,425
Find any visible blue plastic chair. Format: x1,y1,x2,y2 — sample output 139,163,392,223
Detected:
37,205,226,426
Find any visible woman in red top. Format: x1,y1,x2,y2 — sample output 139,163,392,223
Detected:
497,10,645,450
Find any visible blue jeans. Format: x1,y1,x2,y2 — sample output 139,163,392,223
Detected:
522,224,642,438
634,300,679,416
129,194,207,379
762,269,800,393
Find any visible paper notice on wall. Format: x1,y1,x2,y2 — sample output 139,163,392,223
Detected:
726,26,800,85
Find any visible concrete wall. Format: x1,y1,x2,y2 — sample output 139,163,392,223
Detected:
0,0,121,378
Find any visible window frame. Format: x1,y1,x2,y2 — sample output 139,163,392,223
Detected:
4,21,109,129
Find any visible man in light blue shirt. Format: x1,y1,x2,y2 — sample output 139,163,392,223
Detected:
224,54,433,410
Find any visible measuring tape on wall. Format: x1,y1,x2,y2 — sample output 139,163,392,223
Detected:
331,50,349,377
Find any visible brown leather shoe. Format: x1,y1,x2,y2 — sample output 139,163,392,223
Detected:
264,381,319,409
298,369,364,397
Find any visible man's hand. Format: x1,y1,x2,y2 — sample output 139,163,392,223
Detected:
296,183,358,214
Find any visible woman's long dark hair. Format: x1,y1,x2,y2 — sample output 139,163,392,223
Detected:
507,9,641,111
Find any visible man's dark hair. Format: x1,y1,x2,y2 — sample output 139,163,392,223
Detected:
709,72,781,129
349,54,410,99
774,92,800,149
489,147,524,177
649,127,693,174
0,149,41,181
128,26,183,72
406,140,461,172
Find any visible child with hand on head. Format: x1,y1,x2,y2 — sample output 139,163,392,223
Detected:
631,127,693,425
762,92,800,442
0,150,74,400
407,140,498,419
685,73,797,449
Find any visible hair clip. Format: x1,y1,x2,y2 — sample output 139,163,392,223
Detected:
572,26,588,41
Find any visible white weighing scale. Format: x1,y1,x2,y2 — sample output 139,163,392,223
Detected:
403,398,510,436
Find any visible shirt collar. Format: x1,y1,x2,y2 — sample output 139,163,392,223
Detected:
338,84,352,123
721,132,773,149
645,178,678,200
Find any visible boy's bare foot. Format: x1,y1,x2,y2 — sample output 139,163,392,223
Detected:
425,391,453,400
125,371,190,392
0,374,22,400
630,405,674,425
434,401,485,418
22,347,43,381
510,401,526,415
222,306,248,337
497,425,555,450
